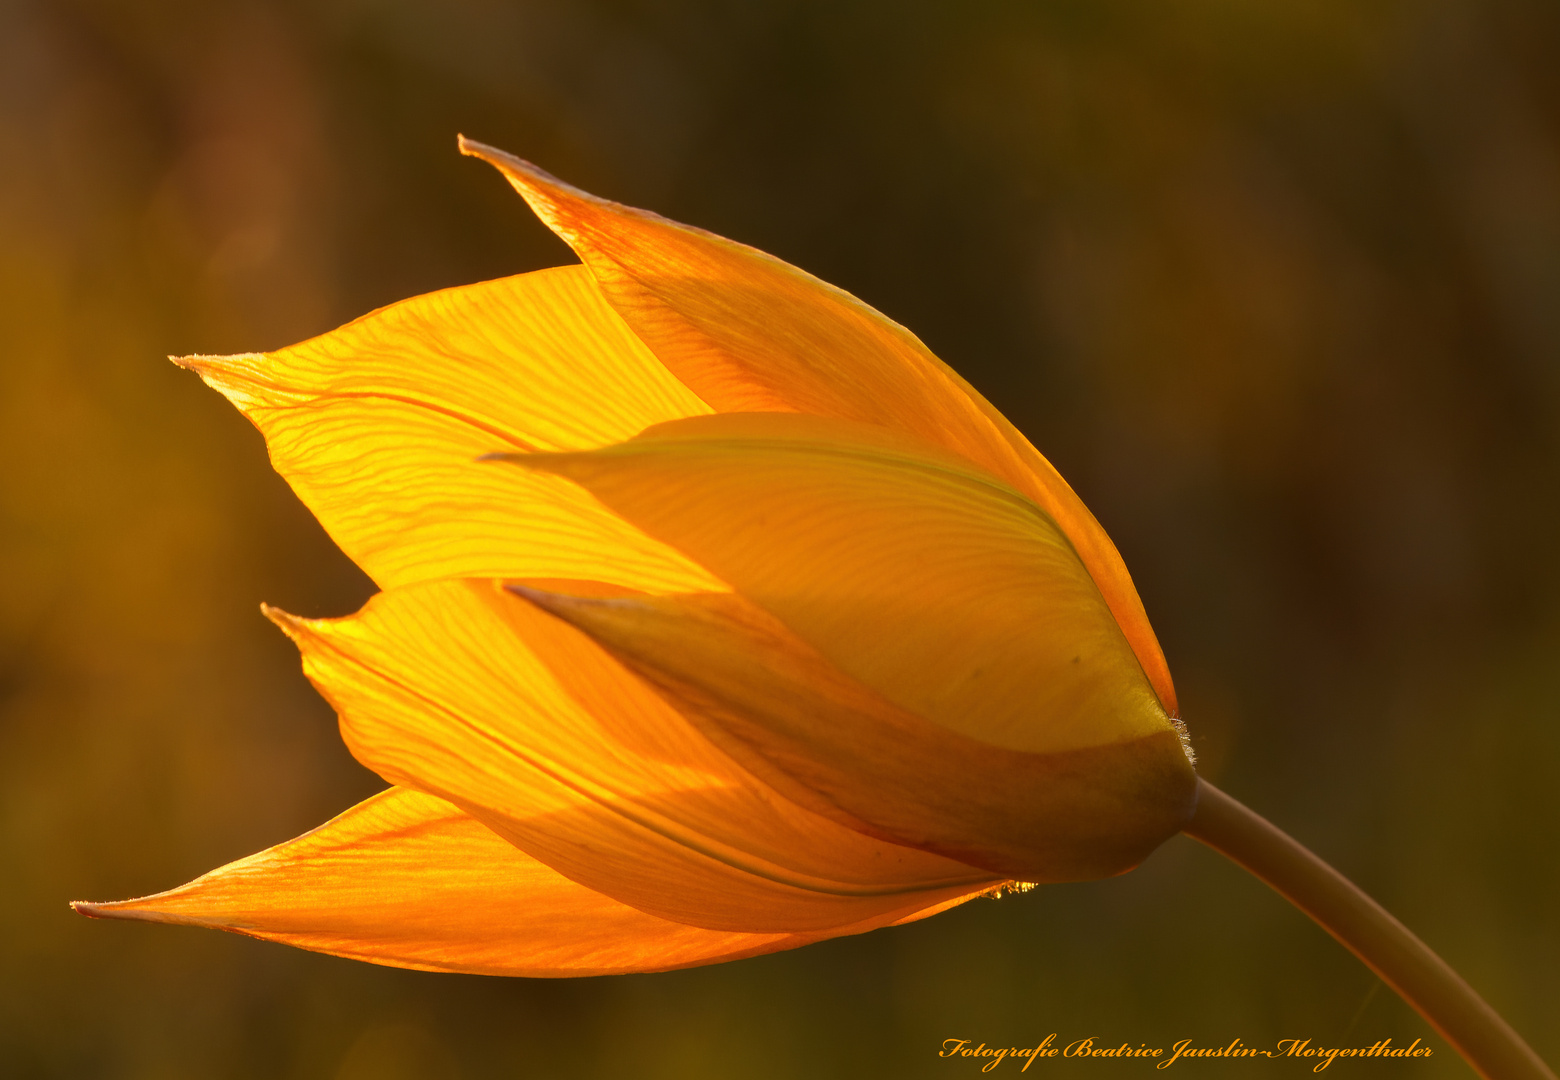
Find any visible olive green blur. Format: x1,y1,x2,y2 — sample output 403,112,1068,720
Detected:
3,0,1556,1076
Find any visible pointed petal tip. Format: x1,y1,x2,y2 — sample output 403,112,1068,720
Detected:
168,354,273,409
169,352,216,375
454,137,614,235
260,602,309,638
169,351,264,373
455,136,556,186
70,899,174,925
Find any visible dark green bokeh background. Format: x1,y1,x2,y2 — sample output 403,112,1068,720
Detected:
3,1,1557,1076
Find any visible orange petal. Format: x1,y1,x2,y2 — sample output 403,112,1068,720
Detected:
516,585,1195,883
460,138,1176,717
269,579,1002,934
73,787,966,976
502,412,1170,756
176,266,722,594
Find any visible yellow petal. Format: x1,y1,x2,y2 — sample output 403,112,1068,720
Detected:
503,411,1170,755
73,787,961,976
460,138,1176,717
516,585,1195,882
176,266,723,594
270,579,1002,934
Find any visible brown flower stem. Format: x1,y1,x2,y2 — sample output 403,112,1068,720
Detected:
1182,778,1555,1080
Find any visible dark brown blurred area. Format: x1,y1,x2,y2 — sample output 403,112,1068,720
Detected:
3,0,1556,1076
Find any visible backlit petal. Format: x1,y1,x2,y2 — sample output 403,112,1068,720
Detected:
177,266,722,593
73,787,956,976
269,579,1002,934
460,138,1175,716
516,586,1195,882
503,412,1170,755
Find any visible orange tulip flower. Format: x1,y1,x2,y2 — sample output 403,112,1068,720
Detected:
72,141,1557,1080
72,138,1196,974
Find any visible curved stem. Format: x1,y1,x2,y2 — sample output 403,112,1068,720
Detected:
1183,779,1554,1080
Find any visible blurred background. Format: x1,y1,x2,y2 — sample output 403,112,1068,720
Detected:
3,0,1557,1076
